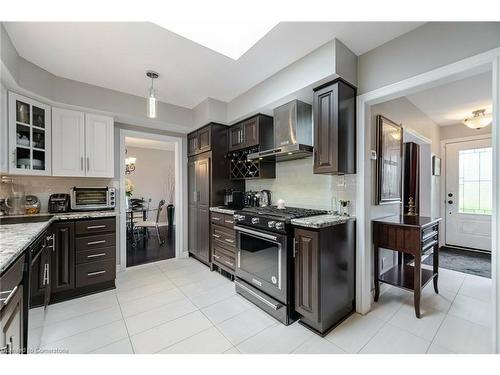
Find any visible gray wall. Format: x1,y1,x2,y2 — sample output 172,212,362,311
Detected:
358,22,500,94
440,122,492,140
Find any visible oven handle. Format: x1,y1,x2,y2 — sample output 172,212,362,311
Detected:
235,281,282,310
234,226,279,242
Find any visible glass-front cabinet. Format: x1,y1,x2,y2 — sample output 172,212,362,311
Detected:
8,92,52,175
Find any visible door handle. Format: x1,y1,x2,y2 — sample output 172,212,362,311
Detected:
86,157,90,171
87,240,106,245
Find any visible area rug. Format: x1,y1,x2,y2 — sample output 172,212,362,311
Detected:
423,246,491,278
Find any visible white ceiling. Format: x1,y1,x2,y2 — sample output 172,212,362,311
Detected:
125,137,175,151
4,22,424,109
406,71,492,127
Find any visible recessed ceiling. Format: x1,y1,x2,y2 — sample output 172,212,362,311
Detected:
125,137,175,151
406,71,492,127
4,22,424,109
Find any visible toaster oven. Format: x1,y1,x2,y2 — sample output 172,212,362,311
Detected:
70,187,115,211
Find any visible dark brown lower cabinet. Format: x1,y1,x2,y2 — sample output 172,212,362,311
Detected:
51,222,75,294
294,220,356,336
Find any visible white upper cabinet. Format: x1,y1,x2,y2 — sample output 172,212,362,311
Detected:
1,86,8,174
8,92,52,175
84,113,114,178
52,108,85,177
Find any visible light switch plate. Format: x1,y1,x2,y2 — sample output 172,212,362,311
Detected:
370,150,377,160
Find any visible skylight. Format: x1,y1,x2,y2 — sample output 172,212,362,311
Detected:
155,20,278,60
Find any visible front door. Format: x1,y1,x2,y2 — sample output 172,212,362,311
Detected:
445,138,492,251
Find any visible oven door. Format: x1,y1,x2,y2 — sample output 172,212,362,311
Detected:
71,188,109,210
235,225,288,303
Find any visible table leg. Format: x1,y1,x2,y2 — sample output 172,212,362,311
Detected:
433,244,439,294
374,246,380,302
414,253,422,318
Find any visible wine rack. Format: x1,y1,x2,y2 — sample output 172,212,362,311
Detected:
228,146,275,180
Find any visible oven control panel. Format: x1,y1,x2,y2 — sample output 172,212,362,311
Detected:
234,214,287,234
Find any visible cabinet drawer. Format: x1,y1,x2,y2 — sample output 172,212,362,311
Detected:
76,259,116,288
213,243,235,259
76,233,116,251
212,249,235,271
76,246,116,265
0,254,25,300
223,214,235,228
211,225,235,248
75,218,116,235
211,212,225,225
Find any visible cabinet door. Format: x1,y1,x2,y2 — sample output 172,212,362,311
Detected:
196,158,210,206
242,118,258,148
52,108,85,177
197,206,210,263
30,247,47,302
229,125,244,151
313,84,338,174
197,127,211,153
188,159,198,255
85,113,114,177
0,285,23,354
1,86,8,173
51,222,75,294
188,133,198,156
8,92,52,176
294,229,320,323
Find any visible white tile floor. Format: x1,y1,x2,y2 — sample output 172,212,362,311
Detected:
28,257,493,354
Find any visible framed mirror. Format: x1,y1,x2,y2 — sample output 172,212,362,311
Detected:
376,115,403,205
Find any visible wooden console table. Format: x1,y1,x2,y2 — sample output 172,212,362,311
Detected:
372,216,442,318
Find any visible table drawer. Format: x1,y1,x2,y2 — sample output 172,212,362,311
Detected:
76,233,116,251
211,212,225,225
75,218,116,235
76,246,116,265
76,259,116,288
223,214,235,228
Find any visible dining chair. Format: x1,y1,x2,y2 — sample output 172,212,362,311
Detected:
134,200,168,245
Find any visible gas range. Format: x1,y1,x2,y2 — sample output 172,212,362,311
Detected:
234,206,327,233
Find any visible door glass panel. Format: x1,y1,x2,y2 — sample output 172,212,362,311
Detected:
33,150,45,171
16,147,31,169
32,106,46,128
459,147,492,214
16,124,30,147
32,128,45,149
239,233,280,286
16,100,30,124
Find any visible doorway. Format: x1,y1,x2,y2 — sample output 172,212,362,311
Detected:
445,138,492,252
119,129,186,271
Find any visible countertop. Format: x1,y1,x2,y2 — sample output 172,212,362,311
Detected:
291,214,355,229
0,211,117,275
372,215,441,228
209,206,236,215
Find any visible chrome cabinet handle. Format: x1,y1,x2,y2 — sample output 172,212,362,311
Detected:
234,281,282,310
212,234,221,238
86,157,90,171
0,286,18,306
225,220,234,224
224,260,234,267
80,156,84,171
212,217,221,221
87,270,106,276
87,225,106,229
224,238,235,244
87,240,106,245
46,234,55,252
87,253,106,258
213,254,220,259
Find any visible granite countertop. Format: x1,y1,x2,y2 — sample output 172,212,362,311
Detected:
209,206,236,215
291,214,355,229
0,211,117,274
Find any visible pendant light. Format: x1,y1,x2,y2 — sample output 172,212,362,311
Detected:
146,71,159,118
463,109,492,130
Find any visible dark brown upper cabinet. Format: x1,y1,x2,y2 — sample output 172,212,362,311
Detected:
313,79,356,175
228,114,273,152
188,124,216,156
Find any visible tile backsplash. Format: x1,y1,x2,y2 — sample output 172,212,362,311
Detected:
0,175,115,213
245,157,357,213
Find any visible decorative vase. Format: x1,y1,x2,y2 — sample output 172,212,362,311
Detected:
167,204,175,226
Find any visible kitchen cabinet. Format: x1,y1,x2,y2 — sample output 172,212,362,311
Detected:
187,123,244,265
228,114,273,152
30,235,52,308
8,92,52,176
84,113,114,177
1,254,25,355
210,212,236,276
52,108,86,177
313,79,356,175
293,220,355,336
51,222,75,294
1,85,8,173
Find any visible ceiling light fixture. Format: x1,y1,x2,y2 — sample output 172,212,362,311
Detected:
146,71,159,118
463,109,492,130
154,21,277,60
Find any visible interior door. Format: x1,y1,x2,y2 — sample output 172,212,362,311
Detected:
445,138,492,251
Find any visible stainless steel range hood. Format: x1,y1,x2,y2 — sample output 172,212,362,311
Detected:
248,100,313,162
